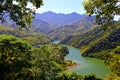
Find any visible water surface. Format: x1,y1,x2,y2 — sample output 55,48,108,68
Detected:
65,45,112,78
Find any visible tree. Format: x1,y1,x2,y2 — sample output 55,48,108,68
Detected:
83,0,120,28
31,44,68,80
0,35,33,80
84,73,102,80
0,0,43,29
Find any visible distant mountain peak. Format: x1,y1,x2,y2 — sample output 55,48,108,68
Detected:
40,11,80,15
36,11,86,26
70,12,80,15
41,11,56,15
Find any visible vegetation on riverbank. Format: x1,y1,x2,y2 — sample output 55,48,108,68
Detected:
0,34,68,80
60,21,120,79
64,60,78,69
0,34,103,80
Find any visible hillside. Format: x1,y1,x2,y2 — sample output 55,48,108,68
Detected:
1,11,96,35
60,21,120,77
60,27,103,47
60,21,120,55
48,16,96,40
0,25,51,46
32,12,95,34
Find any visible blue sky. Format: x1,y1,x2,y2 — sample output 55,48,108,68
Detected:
36,0,85,14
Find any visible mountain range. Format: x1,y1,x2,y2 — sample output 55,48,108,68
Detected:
47,16,96,40
0,11,96,40
34,11,96,40
35,11,86,27
60,21,120,58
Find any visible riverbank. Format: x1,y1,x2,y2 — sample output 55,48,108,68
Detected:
64,60,78,69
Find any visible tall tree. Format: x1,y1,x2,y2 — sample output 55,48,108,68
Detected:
83,0,120,28
0,0,43,29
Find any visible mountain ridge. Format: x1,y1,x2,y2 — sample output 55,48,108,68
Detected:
47,15,96,40
35,11,86,27
0,11,96,37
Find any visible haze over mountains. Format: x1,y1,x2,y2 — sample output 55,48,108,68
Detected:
32,11,91,33
33,11,96,40
0,11,96,40
35,11,86,27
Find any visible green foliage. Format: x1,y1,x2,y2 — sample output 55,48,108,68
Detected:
104,47,120,76
0,34,33,80
31,44,69,80
0,34,104,80
84,73,102,80
0,34,69,80
113,46,120,54
0,0,43,29
55,72,83,80
55,72,102,80
83,0,120,28
105,74,120,80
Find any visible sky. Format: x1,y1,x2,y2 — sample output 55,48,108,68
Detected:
36,0,85,14
35,0,120,20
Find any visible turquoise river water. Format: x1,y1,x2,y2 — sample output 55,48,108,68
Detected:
64,45,112,78
54,41,112,78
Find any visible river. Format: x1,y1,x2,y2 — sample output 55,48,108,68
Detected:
65,45,112,78
54,41,112,78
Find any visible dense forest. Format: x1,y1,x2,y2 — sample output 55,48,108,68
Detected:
0,28,103,80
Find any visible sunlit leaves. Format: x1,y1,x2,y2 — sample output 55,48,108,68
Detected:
0,34,33,80
31,44,68,79
83,0,120,28
56,72,83,80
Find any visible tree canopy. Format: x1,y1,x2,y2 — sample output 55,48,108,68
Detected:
0,34,33,80
83,0,120,28
0,0,43,29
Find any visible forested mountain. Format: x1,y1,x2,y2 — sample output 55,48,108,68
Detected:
31,19,53,33
0,11,96,35
61,21,120,54
0,25,51,46
60,27,102,47
32,12,96,34
48,16,96,40
60,21,120,77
